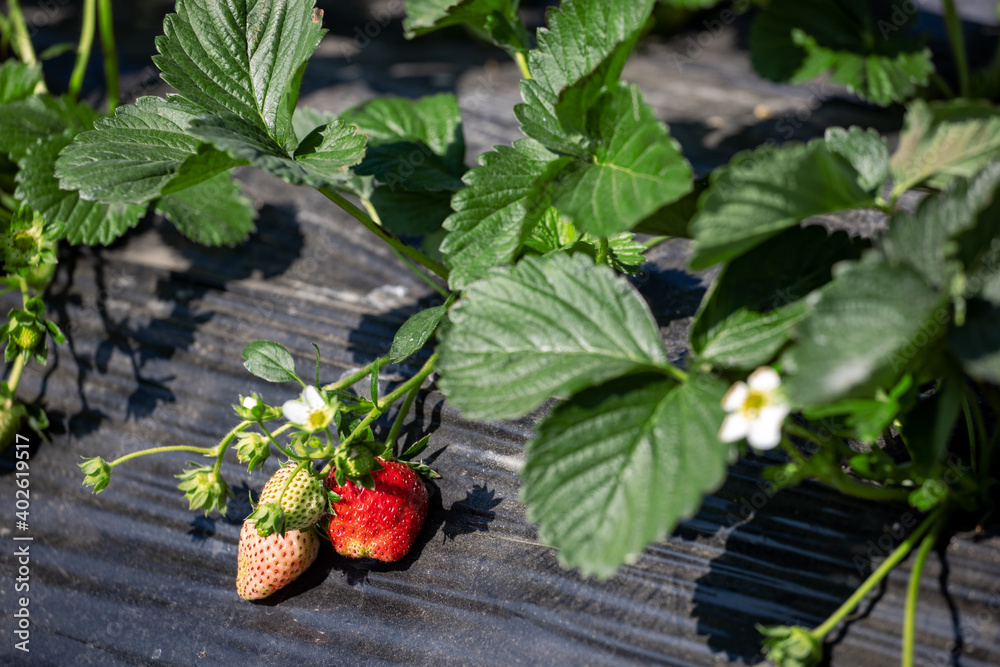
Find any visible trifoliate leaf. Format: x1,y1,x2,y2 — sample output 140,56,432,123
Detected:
0,59,43,103
438,252,668,420
881,162,1000,291
389,305,448,363
16,133,145,246
691,226,868,370
339,93,465,191
750,0,933,106
441,138,571,290
188,113,365,188
824,126,889,193
153,0,325,146
547,83,692,237
242,340,302,384
950,304,1000,384
783,258,947,406
689,138,875,270
890,99,1000,197
54,96,242,206
522,372,731,578
0,94,99,160
155,172,257,246
403,0,527,54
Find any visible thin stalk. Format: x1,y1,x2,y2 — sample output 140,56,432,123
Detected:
323,354,392,393
6,0,40,69
5,353,26,393
929,72,955,99
961,393,978,473
258,421,296,460
108,420,253,468
811,506,945,640
514,50,532,79
68,0,97,101
642,236,670,250
96,0,119,111
595,236,610,266
902,516,943,667
941,0,970,97
385,380,421,454
359,195,450,298
316,186,449,280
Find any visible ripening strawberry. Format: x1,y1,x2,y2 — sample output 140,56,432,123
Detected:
258,465,326,530
236,521,319,600
12,325,41,351
326,458,429,562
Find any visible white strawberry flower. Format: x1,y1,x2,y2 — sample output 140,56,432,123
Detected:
242,396,259,410
719,366,790,450
282,386,334,432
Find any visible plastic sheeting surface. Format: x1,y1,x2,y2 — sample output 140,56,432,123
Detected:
2,4,1000,665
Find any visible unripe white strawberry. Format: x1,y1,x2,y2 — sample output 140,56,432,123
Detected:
257,465,326,530
236,522,319,600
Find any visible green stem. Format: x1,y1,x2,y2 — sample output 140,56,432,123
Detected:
322,352,439,478
323,354,392,393
5,352,26,393
275,458,311,504
941,0,970,98
6,0,40,71
929,72,955,100
902,515,944,667
259,421,296,460
961,392,978,473
316,186,449,280
811,506,945,641
96,0,119,111
514,50,532,80
359,195,450,298
642,236,670,250
108,420,253,468
595,236,610,266
385,380,421,455
68,0,97,101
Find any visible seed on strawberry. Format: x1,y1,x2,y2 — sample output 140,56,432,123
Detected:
257,465,326,531
326,458,428,562
236,521,319,600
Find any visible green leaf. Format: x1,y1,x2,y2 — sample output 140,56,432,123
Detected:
153,0,325,146
292,106,373,197
438,253,668,421
881,162,1000,291
441,139,571,290
155,172,257,246
403,0,526,53
950,303,1000,384
188,113,365,188
689,138,875,270
632,176,708,238
0,94,99,160
0,59,43,103
750,0,933,106
691,226,868,370
54,96,242,206
518,0,654,145
369,187,454,237
783,258,947,406
390,305,447,363
242,340,302,383
547,83,692,237
522,372,731,577
16,133,146,245
824,126,889,193
890,100,1000,196
339,93,465,190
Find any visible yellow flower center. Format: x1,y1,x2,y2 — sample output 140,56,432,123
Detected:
743,391,767,418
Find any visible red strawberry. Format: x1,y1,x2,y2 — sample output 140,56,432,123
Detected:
326,458,429,562
257,465,326,530
236,522,319,600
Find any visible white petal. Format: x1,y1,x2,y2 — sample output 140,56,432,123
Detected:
302,385,325,410
282,399,309,425
721,382,749,411
746,404,789,450
719,413,749,442
747,366,781,392
242,396,258,409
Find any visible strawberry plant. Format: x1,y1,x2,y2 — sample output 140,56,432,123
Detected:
1,0,995,663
